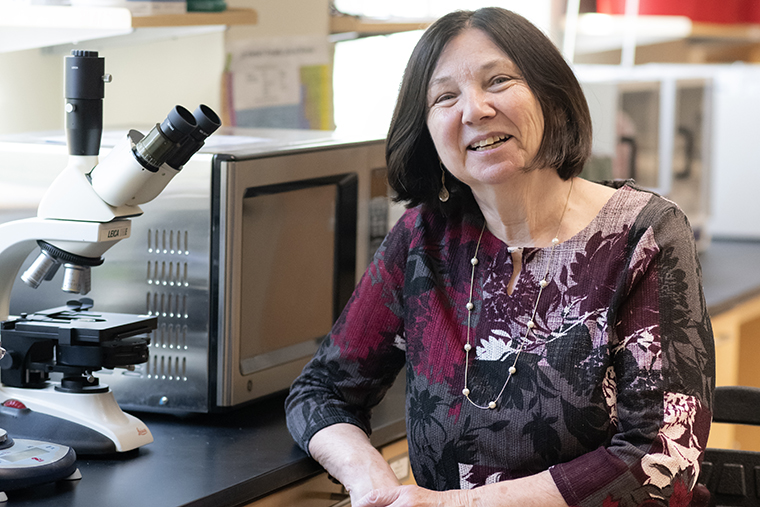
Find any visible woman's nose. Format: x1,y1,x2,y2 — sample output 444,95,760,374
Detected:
461,90,495,124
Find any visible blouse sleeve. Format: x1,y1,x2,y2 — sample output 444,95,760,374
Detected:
550,200,715,507
284,208,415,455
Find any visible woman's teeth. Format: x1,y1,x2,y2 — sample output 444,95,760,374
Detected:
470,135,510,151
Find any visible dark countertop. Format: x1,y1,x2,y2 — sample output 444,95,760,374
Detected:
699,239,760,315
3,239,759,507
3,379,407,507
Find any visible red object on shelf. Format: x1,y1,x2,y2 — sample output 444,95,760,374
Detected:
596,0,743,24
741,0,760,23
596,0,695,17
693,0,742,23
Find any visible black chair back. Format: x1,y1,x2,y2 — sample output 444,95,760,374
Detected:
699,386,760,506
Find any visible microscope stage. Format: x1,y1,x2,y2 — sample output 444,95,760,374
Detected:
4,306,157,344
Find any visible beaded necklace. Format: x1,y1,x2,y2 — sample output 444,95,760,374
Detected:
462,179,574,410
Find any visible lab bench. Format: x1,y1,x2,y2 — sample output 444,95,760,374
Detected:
2,239,759,507
1,377,407,507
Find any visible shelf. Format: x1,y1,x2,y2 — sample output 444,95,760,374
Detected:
574,13,694,55
329,15,431,37
574,13,760,63
689,22,760,42
1,5,256,29
130,8,257,28
0,5,257,53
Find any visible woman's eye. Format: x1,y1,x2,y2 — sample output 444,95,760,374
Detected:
434,93,455,104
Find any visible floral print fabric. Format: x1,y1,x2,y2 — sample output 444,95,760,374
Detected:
285,181,715,507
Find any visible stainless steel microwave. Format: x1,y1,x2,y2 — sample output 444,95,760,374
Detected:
0,128,390,414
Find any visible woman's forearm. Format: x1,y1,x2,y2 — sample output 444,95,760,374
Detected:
463,470,568,507
308,423,402,502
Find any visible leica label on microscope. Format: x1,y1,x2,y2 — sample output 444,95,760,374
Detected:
99,224,131,241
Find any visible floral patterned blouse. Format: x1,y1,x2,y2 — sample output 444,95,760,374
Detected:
285,181,715,507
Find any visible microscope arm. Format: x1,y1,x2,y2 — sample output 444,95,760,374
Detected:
0,218,130,321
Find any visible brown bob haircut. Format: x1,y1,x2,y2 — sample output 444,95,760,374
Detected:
386,7,592,214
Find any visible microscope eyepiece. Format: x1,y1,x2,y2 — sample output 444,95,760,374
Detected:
193,104,222,139
133,106,197,172
166,104,221,170
160,105,198,143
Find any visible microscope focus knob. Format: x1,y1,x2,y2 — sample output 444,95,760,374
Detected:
0,350,15,370
0,428,10,449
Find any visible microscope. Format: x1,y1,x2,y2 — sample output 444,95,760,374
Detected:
0,50,220,457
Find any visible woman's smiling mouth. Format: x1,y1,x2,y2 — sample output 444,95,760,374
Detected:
468,135,512,151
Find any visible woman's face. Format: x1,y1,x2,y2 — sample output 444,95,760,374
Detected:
426,29,545,190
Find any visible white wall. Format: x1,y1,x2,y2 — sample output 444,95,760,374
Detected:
100,31,227,130
0,0,329,136
0,49,63,135
225,0,328,41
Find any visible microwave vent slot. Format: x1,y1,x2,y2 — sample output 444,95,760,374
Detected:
147,260,189,287
147,228,191,288
150,322,189,350
147,228,190,256
146,353,188,381
146,291,189,319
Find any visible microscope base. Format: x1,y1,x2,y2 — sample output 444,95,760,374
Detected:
0,385,152,455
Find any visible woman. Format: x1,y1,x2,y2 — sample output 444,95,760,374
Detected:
286,7,714,507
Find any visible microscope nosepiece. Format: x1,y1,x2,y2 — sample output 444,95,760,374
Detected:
21,241,102,293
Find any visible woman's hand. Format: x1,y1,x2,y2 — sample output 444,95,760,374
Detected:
309,424,567,507
353,470,567,507
353,485,471,507
308,424,402,503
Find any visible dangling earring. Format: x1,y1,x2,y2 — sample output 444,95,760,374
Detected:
438,162,450,202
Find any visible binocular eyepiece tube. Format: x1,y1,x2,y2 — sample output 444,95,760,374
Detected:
23,105,220,295
132,105,198,172
166,104,221,170
89,104,221,208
